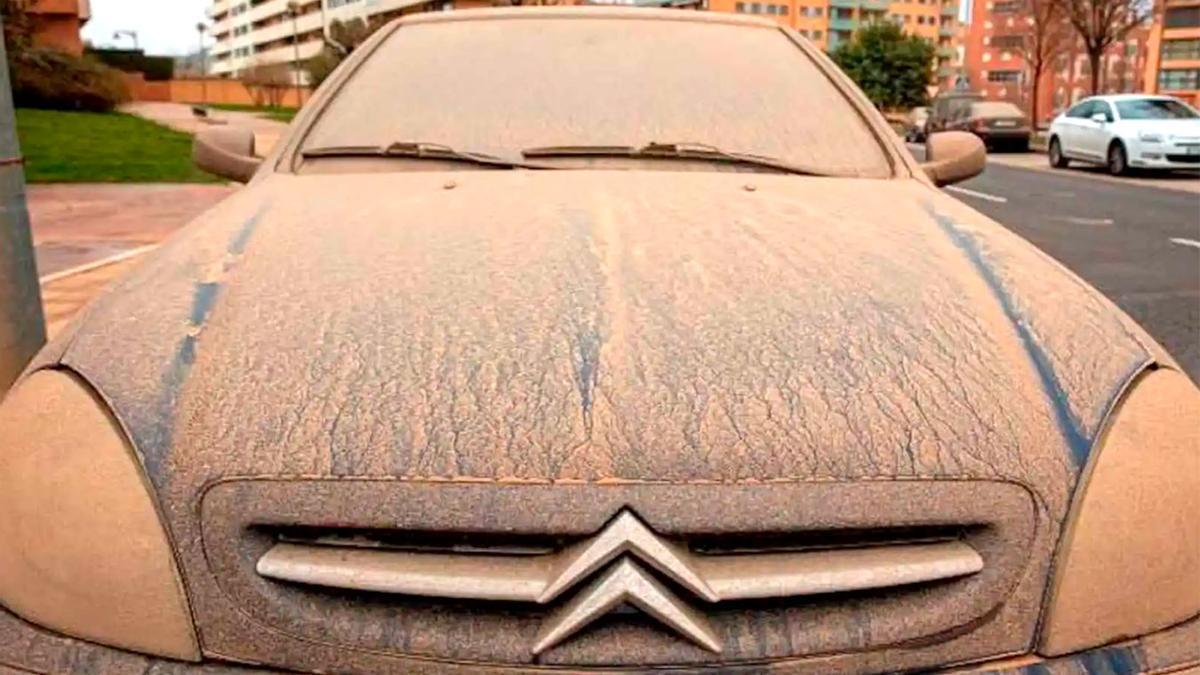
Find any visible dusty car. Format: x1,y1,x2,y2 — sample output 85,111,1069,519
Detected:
926,90,983,136
1,8,1198,675
946,101,1032,151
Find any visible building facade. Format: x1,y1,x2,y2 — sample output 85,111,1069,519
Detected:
1142,0,1200,105
963,0,1149,126
26,0,90,56
209,0,962,89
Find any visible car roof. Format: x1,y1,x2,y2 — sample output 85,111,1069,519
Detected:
1084,93,1181,102
396,5,780,30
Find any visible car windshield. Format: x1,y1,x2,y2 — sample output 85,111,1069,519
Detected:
300,16,892,177
1115,98,1200,120
971,102,1023,118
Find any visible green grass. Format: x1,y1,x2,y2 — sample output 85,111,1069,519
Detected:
15,108,222,184
207,103,298,123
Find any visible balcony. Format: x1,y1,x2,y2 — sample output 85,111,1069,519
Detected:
830,16,858,31
938,45,957,57
861,0,889,9
938,65,957,78
940,24,955,37
941,2,958,15
829,0,859,8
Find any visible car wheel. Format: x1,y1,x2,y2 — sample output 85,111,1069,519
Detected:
1049,137,1069,168
1107,141,1128,176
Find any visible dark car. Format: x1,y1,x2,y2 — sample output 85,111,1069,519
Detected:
949,101,1032,151
925,90,984,136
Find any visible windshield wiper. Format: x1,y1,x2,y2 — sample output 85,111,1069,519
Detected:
302,141,547,170
522,142,842,177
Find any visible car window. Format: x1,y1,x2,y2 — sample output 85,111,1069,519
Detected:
1094,101,1115,122
1066,100,1094,118
302,17,892,177
1114,98,1200,120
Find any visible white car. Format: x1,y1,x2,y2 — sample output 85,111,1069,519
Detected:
1047,94,1200,175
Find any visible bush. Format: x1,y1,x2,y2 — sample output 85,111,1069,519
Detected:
8,48,130,113
87,48,175,81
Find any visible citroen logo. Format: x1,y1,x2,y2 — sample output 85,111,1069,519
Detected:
531,511,721,654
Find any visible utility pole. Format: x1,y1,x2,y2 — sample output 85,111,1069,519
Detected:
196,23,208,105
287,1,303,105
113,29,139,50
0,13,46,396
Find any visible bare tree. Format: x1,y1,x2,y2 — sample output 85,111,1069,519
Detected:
1014,0,1072,127
1062,0,1151,94
242,61,293,107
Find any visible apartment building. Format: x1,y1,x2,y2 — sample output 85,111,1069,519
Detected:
209,0,961,87
1143,0,1200,106
26,0,90,56
963,0,1148,125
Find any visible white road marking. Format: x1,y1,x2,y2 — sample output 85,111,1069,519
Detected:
38,244,158,284
1052,216,1115,226
945,185,1009,203
1169,237,1200,250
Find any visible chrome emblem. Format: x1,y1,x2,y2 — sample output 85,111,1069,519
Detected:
532,512,721,654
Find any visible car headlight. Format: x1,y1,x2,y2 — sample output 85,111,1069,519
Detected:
1039,368,1200,656
0,369,200,660
1138,132,1164,143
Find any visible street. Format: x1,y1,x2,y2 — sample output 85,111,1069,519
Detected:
922,149,1200,381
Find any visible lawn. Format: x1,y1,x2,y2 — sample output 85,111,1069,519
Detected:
16,108,222,184
208,103,298,123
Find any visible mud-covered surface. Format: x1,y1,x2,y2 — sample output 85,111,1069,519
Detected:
32,170,1162,669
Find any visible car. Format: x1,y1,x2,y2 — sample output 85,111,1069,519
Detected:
1,8,1197,675
904,106,930,142
946,101,1032,152
925,90,983,136
1047,94,1200,175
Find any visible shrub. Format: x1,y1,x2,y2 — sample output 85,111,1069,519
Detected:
8,48,130,113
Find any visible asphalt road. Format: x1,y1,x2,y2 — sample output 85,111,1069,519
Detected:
923,150,1200,382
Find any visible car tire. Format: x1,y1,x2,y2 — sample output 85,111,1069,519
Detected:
1107,141,1128,176
1049,137,1069,168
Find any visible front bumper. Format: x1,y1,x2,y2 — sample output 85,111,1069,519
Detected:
1,602,1197,675
1128,140,1200,170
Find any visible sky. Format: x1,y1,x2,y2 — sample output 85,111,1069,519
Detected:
82,0,212,56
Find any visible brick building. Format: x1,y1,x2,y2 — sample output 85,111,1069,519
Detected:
963,0,1149,126
1142,0,1200,106
26,0,90,56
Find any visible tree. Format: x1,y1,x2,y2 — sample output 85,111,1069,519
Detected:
242,61,293,107
1013,0,1072,126
833,22,936,111
1063,0,1151,94
304,17,386,89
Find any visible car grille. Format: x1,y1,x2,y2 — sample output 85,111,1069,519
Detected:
1165,154,1200,164
197,480,1040,670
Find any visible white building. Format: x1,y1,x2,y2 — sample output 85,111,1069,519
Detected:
207,0,454,80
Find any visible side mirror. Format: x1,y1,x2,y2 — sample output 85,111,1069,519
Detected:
1090,112,1109,124
193,128,262,184
920,131,986,187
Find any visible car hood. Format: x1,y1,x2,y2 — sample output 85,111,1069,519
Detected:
43,169,1164,669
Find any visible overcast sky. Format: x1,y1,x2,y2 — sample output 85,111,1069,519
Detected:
82,0,212,56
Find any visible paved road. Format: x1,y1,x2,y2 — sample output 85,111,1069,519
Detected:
924,150,1200,381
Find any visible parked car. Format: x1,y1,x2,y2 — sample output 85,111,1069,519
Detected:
925,90,983,136
1,8,1197,675
947,101,1031,151
905,106,929,142
1048,94,1200,175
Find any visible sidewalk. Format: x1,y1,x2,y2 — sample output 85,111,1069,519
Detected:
29,183,236,338
120,101,290,157
985,151,1200,194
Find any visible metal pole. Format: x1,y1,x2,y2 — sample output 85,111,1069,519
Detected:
0,12,46,396
197,24,208,105
291,8,302,105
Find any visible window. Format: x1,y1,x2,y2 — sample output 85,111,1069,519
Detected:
750,2,762,12
1163,39,1200,61
813,6,823,15
1116,98,1199,119
735,1,746,10
1159,69,1200,91
987,70,1020,82
992,0,1020,12
991,34,1023,48
1066,100,1094,118
302,16,894,178
1165,7,1200,28
812,29,822,39
327,0,362,7
1093,100,1114,122
780,5,788,15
